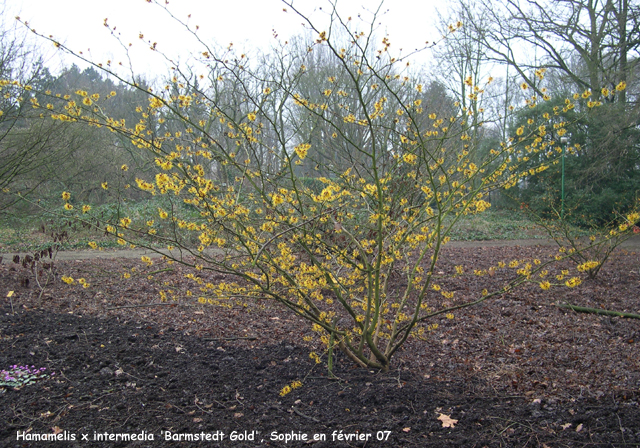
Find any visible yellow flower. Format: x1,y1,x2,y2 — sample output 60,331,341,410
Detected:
121,164,128,171
61,191,71,200
88,241,98,249
271,194,284,206
294,143,310,160
120,217,132,228
279,385,292,397
403,153,416,164
82,205,91,213
136,178,155,192
565,277,582,288
61,276,75,285
64,203,73,210
521,83,528,90
101,182,108,190
539,281,551,290
616,81,626,91
158,208,168,219
247,112,256,121
577,261,599,272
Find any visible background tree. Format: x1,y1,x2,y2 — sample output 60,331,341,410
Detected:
0,2,57,211
1,56,156,218
462,0,640,222
432,0,523,203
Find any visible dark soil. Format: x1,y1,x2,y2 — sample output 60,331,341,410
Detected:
1,243,639,447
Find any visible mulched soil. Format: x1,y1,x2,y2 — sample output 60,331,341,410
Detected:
1,243,639,447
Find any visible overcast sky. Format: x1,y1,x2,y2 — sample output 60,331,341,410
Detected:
10,0,446,77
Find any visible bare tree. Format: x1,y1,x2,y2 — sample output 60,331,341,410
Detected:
456,0,640,219
0,3,56,210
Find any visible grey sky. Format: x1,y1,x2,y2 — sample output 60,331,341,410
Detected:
11,0,445,76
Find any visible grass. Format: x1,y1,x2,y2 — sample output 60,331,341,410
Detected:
0,222,120,253
446,208,549,241
0,202,555,254
0,198,171,253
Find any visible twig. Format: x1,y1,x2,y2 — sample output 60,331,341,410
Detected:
147,268,174,275
203,336,259,341
106,302,193,310
291,406,320,423
557,302,640,319
304,376,342,381
193,395,212,414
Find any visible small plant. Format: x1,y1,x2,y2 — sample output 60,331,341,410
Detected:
0,365,54,389
10,241,61,305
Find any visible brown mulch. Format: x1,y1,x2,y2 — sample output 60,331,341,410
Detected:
1,243,639,447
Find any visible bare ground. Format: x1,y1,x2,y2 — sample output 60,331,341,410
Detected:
1,241,639,447
2,236,640,263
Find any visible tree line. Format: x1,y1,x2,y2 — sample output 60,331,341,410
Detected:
1,0,639,226
433,0,640,223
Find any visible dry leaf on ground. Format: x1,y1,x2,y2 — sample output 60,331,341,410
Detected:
438,413,458,428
